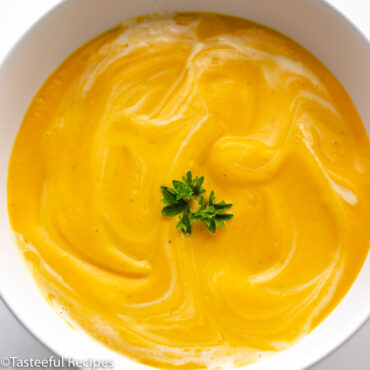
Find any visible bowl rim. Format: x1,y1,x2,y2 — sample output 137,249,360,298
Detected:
0,0,369,369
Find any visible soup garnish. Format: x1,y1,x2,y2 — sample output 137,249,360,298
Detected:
161,171,233,234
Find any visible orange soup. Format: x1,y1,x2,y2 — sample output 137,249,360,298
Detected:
7,13,370,369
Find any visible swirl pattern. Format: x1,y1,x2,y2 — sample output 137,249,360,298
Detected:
8,13,370,369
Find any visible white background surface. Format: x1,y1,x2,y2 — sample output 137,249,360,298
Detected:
0,1,369,369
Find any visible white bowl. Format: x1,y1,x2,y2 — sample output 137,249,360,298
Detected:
0,0,369,369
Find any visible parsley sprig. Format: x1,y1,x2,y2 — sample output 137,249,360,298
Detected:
160,171,233,234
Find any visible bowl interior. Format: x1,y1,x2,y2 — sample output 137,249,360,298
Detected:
0,0,369,369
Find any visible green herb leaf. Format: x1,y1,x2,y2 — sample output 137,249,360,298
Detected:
205,218,216,233
215,213,234,221
162,203,186,217
176,210,192,234
209,191,216,205
213,201,232,210
160,171,233,235
160,186,177,205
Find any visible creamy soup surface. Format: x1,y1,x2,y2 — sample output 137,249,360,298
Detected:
8,13,370,369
